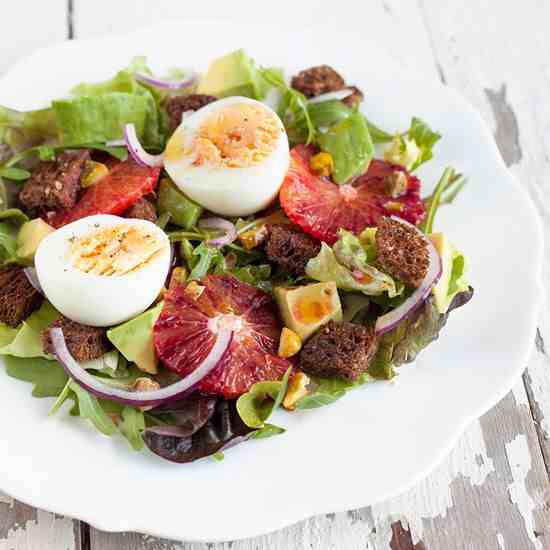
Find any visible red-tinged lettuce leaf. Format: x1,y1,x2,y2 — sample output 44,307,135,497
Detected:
150,394,217,437
143,398,255,463
369,287,474,380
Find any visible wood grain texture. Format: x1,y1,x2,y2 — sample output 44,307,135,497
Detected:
0,1,549,549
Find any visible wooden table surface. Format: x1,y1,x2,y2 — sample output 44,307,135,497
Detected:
1,1,549,548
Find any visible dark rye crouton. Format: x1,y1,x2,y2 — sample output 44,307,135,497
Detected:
19,150,90,213
341,85,364,108
375,217,429,288
265,223,321,276
291,65,345,98
0,265,43,327
165,94,218,133
124,197,157,223
299,321,378,381
42,317,110,362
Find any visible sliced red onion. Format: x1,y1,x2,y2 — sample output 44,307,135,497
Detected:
135,72,196,90
308,88,354,104
199,217,237,248
23,267,43,295
123,123,164,168
374,217,442,336
49,327,232,407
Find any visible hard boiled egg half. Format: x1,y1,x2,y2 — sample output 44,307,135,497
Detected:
35,214,171,327
163,96,290,216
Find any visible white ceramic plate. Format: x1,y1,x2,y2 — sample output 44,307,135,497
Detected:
0,20,543,543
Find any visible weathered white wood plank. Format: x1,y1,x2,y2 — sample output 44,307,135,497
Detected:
0,0,66,74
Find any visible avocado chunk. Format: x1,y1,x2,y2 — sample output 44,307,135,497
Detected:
429,232,454,313
197,49,266,99
107,302,163,374
16,218,54,260
274,282,342,341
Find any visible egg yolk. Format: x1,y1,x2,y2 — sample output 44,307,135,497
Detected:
69,224,165,276
189,103,281,168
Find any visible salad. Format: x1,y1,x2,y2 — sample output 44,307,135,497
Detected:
0,50,472,463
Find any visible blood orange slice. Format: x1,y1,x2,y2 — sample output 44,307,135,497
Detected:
153,275,291,398
50,159,161,228
279,145,426,244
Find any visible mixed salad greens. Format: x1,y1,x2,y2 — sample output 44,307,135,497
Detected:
0,49,472,463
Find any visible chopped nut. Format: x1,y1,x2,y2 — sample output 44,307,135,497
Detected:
81,161,109,188
309,152,334,177
239,225,269,250
184,280,205,300
384,171,408,198
278,327,302,358
384,201,405,212
169,266,188,289
132,377,161,392
283,372,310,410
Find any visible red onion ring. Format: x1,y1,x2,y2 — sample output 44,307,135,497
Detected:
135,72,196,90
49,327,232,407
199,217,237,248
374,217,442,336
307,88,354,104
123,124,164,168
23,267,44,295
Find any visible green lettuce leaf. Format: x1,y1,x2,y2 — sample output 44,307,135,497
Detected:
0,106,57,155
306,240,399,297
368,288,474,380
4,355,68,397
0,301,60,358
53,94,150,145
318,111,374,183
236,367,292,428
407,117,441,170
0,221,18,264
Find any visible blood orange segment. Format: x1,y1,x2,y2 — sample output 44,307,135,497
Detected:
153,275,291,398
50,160,161,228
279,145,426,244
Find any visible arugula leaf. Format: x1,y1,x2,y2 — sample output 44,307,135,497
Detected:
250,423,286,439
259,68,315,145
4,355,68,397
229,264,272,288
0,301,60,358
318,112,374,184
189,242,224,280
0,167,30,181
296,372,372,410
236,367,292,428
69,381,117,436
119,406,145,451
407,117,441,170
420,167,455,234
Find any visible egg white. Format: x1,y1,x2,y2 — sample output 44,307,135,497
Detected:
163,96,290,217
35,214,171,327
